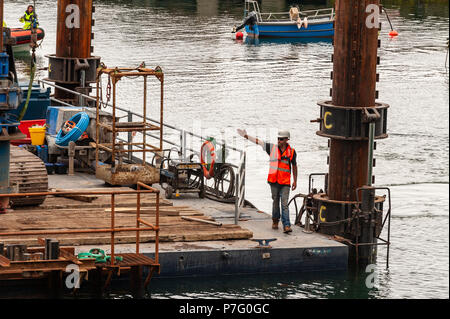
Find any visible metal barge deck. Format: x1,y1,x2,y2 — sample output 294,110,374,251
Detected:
11,172,347,278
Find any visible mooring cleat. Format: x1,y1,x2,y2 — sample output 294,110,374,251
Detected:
252,238,277,248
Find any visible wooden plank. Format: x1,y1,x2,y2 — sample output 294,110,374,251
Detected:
0,255,11,267
8,209,203,219
48,187,138,192
59,247,82,265
0,229,254,246
181,216,222,226
30,199,172,210
104,207,202,215
53,189,98,203
5,221,230,233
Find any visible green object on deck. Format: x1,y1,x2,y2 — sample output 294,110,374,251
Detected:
77,248,123,263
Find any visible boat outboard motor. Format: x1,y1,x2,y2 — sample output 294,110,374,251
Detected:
235,11,258,32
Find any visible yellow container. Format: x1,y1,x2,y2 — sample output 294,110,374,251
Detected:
28,126,46,146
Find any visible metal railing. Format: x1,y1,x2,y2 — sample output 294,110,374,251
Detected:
355,187,392,269
0,182,160,266
234,152,246,224
38,79,248,224
260,8,335,22
244,0,334,23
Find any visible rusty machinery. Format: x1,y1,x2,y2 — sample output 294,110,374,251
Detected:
0,0,24,212
45,0,100,106
94,65,163,186
292,0,392,267
0,1,50,210
155,148,206,199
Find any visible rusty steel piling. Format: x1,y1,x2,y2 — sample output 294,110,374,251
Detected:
46,0,100,105
311,0,391,267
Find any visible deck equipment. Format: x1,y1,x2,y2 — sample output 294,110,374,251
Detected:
55,112,90,146
199,139,236,201
157,148,205,199
0,1,49,208
1,1,24,211
95,64,163,186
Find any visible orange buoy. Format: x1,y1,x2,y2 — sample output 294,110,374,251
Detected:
389,30,399,37
236,31,244,40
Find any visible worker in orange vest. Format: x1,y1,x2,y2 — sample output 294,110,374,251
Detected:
238,129,297,233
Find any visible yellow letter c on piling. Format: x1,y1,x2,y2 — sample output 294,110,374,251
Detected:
319,205,327,222
324,111,333,129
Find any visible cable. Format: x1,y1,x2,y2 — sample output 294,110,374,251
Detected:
382,7,394,31
17,52,36,121
17,1,39,121
55,112,90,146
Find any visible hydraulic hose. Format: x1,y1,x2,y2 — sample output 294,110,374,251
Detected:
18,12,39,122
17,55,36,121
55,112,90,146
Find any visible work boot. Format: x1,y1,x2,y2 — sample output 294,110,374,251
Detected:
272,218,279,230
283,226,292,233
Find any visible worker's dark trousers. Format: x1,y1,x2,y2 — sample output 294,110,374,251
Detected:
270,183,291,227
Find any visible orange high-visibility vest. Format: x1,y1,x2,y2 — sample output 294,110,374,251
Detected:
267,144,294,185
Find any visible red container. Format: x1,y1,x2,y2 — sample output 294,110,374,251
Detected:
10,138,31,146
18,119,46,138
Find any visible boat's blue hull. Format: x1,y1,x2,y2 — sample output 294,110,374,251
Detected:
245,21,334,38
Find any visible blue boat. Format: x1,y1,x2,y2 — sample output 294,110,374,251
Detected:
236,0,335,39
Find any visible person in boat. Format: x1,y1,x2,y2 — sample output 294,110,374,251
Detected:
234,11,258,32
237,129,297,233
19,5,39,30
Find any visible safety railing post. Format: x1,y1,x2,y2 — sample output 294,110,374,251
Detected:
179,130,183,159
180,129,187,161
79,70,86,106
128,111,133,162
234,151,246,225
234,172,240,225
155,191,159,265
111,193,115,266
241,151,246,205
136,183,141,254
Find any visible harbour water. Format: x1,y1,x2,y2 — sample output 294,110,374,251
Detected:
4,0,449,298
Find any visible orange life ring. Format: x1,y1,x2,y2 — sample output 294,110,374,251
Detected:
200,140,216,179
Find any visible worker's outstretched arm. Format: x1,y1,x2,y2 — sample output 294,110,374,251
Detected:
292,165,298,191
237,129,264,147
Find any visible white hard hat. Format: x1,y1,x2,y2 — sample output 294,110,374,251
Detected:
278,130,290,139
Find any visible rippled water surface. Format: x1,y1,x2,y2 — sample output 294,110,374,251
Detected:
4,0,449,299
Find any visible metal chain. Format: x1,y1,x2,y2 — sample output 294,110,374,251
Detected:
104,76,111,108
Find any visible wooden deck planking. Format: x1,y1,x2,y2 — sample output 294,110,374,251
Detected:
0,189,253,247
